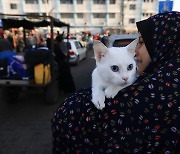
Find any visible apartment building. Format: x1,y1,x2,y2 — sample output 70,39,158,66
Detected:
0,0,158,34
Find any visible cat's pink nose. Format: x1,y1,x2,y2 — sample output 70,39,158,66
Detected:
122,77,128,82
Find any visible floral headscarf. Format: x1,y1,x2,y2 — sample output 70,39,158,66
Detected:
136,11,180,75
52,12,180,153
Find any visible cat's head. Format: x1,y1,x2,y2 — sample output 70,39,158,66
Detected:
93,39,138,85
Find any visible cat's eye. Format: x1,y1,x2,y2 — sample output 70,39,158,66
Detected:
111,65,119,72
127,64,133,71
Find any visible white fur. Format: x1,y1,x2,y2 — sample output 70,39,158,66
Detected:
92,39,138,110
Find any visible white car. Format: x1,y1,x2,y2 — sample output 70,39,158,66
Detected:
108,34,138,48
64,39,87,65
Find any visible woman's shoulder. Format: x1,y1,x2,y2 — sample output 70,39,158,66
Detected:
54,88,93,116
59,88,92,105
64,88,92,102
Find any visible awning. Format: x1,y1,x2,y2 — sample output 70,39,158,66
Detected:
1,18,69,30
0,14,70,51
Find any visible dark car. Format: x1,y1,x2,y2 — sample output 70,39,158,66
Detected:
108,34,138,48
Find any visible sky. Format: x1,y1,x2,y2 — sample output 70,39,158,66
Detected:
172,0,180,11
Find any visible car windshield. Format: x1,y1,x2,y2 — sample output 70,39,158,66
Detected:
113,39,135,47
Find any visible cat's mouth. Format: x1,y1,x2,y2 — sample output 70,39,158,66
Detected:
121,82,128,86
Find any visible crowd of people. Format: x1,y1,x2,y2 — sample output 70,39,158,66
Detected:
0,28,110,54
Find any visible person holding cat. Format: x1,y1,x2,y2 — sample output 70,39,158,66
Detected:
52,11,179,153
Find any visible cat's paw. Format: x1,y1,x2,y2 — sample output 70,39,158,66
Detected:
92,95,105,110
105,87,119,98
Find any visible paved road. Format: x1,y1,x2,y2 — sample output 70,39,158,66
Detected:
71,48,95,90
0,49,95,154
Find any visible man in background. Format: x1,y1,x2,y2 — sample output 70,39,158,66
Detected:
0,29,13,52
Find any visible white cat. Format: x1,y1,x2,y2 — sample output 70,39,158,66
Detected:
92,39,138,110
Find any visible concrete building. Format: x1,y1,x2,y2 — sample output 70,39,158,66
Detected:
0,0,158,34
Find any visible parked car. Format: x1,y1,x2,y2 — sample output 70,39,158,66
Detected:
64,39,87,65
108,34,138,48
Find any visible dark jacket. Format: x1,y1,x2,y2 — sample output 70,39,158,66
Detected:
0,38,13,52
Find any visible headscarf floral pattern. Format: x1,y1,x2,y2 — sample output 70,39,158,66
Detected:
52,12,180,153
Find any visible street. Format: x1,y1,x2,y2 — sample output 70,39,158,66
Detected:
71,48,95,91
0,49,95,154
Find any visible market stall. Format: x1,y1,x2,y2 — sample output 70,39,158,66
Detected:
0,14,70,104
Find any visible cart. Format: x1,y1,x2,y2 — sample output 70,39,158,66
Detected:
0,14,70,104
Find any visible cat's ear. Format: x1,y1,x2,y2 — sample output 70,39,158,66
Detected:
93,40,108,62
127,38,138,56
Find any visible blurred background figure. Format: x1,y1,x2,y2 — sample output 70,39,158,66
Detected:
100,33,109,47
87,34,93,50
26,32,36,49
0,29,13,52
4,30,14,49
54,33,76,94
15,33,25,54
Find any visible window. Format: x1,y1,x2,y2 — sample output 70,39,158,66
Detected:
42,13,47,17
93,13,106,18
26,13,40,16
75,41,83,49
77,13,83,18
10,3,17,9
129,18,135,24
93,0,106,4
42,0,49,3
113,39,136,47
129,4,136,10
60,0,73,4
77,0,83,4
109,13,115,18
109,0,115,4
25,0,38,4
142,13,150,17
26,13,40,19
61,13,73,18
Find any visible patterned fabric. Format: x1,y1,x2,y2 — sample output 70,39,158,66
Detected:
52,12,180,153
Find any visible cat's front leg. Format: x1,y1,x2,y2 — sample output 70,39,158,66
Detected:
105,85,123,99
92,88,105,110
